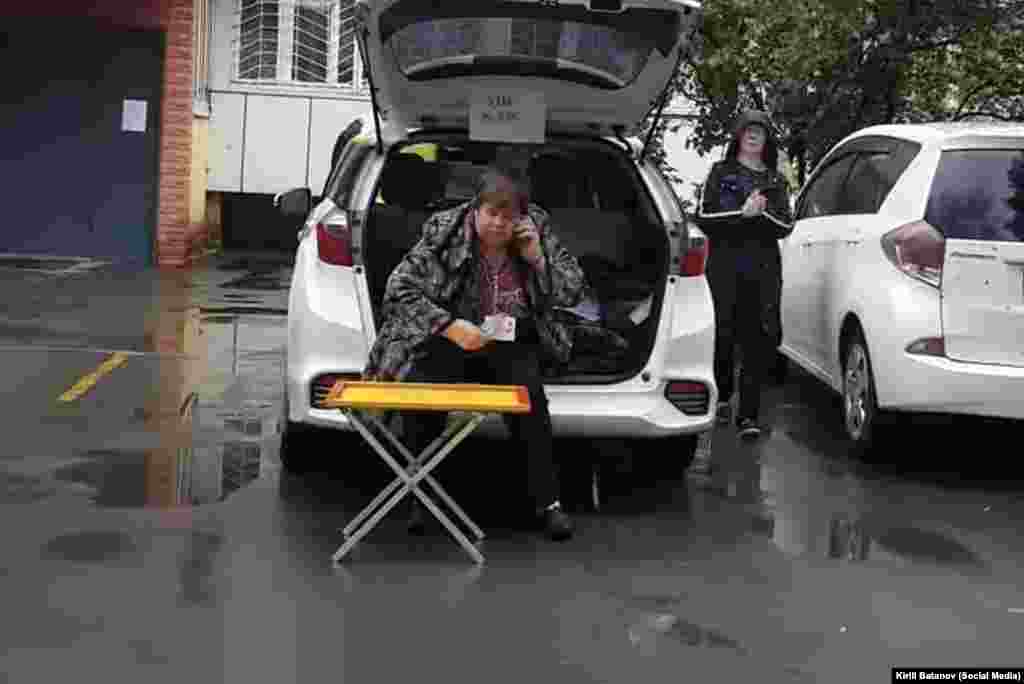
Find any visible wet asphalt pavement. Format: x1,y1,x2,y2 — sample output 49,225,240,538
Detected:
2,254,1023,683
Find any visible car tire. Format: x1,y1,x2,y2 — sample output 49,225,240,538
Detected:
841,329,885,456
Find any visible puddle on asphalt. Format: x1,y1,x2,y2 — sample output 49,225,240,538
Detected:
201,314,237,325
871,525,984,567
201,306,288,316
42,530,138,563
219,273,288,291
52,418,268,509
753,512,985,570
629,613,748,655
2,471,60,503
216,259,291,272
179,530,226,606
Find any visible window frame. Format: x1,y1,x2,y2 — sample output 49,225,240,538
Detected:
235,0,368,91
322,134,374,205
797,135,921,220
840,152,895,215
796,152,859,221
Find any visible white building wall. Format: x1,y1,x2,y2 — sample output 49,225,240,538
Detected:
207,0,373,195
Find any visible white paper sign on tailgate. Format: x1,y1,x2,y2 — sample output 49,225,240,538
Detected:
469,89,547,144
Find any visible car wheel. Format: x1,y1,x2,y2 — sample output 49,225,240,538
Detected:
841,330,883,453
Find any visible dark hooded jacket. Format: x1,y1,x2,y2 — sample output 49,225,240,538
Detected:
697,110,794,248
696,110,795,342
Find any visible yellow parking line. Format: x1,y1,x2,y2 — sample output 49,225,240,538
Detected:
57,353,129,403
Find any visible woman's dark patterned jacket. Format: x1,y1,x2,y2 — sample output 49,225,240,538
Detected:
363,201,586,382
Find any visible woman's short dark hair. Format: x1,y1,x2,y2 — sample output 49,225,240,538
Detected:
476,163,532,216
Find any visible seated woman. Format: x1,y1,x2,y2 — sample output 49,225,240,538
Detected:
362,161,587,541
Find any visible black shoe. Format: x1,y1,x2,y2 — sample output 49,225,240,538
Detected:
542,505,574,542
737,418,764,441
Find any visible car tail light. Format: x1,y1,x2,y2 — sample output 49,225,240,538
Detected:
680,234,709,277
881,220,944,288
665,380,710,416
310,372,361,408
906,337,945,357
316,214,353,267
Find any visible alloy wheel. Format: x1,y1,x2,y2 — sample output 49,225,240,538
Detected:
843,341,872,442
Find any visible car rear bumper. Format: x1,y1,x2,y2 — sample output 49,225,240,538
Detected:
293,384,715,439
882,353,1024,420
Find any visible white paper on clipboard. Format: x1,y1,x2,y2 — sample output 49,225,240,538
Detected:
482,314,516,342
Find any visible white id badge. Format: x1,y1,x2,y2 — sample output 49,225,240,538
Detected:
482,314,516,342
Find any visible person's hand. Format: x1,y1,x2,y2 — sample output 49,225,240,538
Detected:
443,318,491,352
513,216,544,267
742,190,768,217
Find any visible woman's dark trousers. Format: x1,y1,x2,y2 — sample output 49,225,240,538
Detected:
403,335,560,511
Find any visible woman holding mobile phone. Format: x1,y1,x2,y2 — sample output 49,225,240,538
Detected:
363,160,586,541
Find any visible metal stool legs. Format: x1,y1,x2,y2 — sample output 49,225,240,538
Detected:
332,409,487,564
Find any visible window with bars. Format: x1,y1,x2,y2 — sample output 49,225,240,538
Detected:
337,0,356,86
236,0,365,89
238,0,279,80
293,3,329,82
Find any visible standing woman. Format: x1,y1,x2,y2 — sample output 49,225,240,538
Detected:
696,110,794,440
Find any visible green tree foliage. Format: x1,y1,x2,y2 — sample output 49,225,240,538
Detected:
648,0,1023,187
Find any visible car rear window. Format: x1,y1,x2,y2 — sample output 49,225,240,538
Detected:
380,2,683,89
925,149,1024,242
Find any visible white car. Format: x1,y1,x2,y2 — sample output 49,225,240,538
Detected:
779,122,1024,451
273,0,715,473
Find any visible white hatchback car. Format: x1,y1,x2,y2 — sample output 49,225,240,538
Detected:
779,122,1024,450
273,0,715,472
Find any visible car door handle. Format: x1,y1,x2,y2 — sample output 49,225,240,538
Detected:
844,239,861,246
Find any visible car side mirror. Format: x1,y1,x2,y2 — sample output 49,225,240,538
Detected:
274,188,312,219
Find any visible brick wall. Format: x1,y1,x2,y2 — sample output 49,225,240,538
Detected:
156,0,197,268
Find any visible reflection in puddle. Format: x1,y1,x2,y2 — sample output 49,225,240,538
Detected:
219,273,287,291
747,443,985,571
753,511,985,570
628,613,748,655
871,525,984,568
1,471,59,504
42,530,138,563
54,414,265,510
179,530,226,605
50,280,275,509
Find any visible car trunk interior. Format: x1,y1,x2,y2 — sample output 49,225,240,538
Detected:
359,134,669,384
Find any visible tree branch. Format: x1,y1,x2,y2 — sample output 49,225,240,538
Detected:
954,80,996,119
953,109,1020,122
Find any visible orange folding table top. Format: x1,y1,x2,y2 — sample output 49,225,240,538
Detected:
323,381,531,414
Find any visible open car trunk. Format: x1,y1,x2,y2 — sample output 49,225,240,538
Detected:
359,134,669,384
